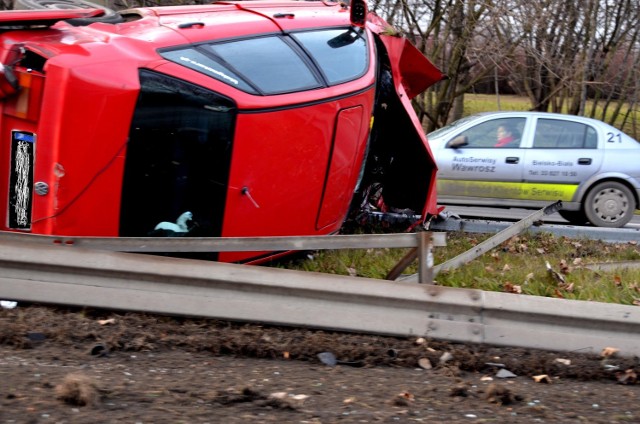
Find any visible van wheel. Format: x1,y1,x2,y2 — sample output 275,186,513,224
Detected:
584,181,635,228
13,0,122,25
557,210,588,226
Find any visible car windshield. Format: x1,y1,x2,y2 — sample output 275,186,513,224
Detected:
427,115,480,139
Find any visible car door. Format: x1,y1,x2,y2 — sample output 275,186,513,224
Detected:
522,117,604,202
437,117,528,200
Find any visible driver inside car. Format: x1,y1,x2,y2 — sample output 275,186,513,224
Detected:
495,125,520,147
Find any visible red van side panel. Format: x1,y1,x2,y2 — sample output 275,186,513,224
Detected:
30,62,139,235
316,105,366,230
218,90,374,263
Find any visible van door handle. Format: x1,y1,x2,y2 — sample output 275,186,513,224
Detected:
506,157,520,164
578,158,592,165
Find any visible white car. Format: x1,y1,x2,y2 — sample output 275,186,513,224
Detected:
428,111,640,227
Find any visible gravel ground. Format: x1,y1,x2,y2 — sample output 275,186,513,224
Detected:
1,305,639,423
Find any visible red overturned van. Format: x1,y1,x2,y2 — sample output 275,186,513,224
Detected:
0,1,443,262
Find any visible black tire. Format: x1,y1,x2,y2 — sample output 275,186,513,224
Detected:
13,0,122,25
584,181,636,228
557,209,588,226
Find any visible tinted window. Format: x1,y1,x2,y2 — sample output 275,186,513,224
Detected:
206,36,321,94
121,70,236,245
160,28,369,95
533,119,597,149
451,118,525,148
293,29,367,85
161,49,257,94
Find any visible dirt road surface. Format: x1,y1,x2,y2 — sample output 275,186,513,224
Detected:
1,305,639,423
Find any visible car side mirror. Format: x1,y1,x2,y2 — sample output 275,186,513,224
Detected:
446,135,468,149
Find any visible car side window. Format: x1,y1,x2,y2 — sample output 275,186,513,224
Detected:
205,36,321,94
448,118,525,148
293,29,368,85
160,48,258,94
121,69,237,238
159,28,369,95
533,119,597,149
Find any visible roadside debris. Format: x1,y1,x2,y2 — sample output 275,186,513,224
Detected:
546,261,566,284
448,383,470,398
26,332,46,344
601,347,620,358
269,391,309,407
90,343,109,357
616,369,637,384
418,358,433,370
391,391,415,406
532,374,552,383
439,351,454,365
495,369,517,379
55,373,101,407
316,351,364,367
485,383,520,405
317,351,338,366
0,300,17,309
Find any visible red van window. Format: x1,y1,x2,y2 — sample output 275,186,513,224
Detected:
160,28,369,95
120,70,237,245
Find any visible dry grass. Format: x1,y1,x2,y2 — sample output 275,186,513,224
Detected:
278,231,640,305
55,373,101,407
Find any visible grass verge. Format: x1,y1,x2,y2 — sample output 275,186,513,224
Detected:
277,231,640,306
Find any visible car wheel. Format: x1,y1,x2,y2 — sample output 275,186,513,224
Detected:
557,210,588,226
584,181,636,228
13,0,122,25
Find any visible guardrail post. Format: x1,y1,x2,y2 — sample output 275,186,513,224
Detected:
417,231,434,284
385,248,417,281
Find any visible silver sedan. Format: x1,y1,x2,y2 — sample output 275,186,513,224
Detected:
427,111,640,228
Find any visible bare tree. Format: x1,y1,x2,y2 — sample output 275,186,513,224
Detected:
370,0,517,132
370,0,638,135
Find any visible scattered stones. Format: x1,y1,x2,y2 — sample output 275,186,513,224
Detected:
601,347,620,358
616,369,638,385
317,352,337,366
440,351,454,365
391,391,414,406
532,374,552,384
485,383,518,405
496,369,517,379
449,383,469,398
418,357,433,370
0,300,17,309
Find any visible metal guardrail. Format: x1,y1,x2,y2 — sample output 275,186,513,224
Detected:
0,230,446,284
1,238,639,357
398,202,562,283
0,230,447,251
430,216,640,243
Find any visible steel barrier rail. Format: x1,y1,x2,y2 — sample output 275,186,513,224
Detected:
1,239,639,357
399,203,561,282
430,218,640,243
0,231,447,252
